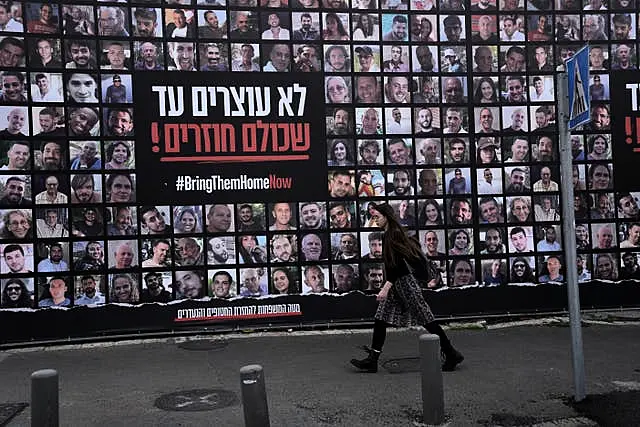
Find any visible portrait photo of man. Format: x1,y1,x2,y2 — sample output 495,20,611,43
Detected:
134,42,164,71
199,43,229,71
31,73,63,103
198,9,227,39
0,37,25,68
133,7,162,38
167,41,197,71
26,3,59,34
65,39,97,70
97,6,129,37
0,71,26,104
166,8,196,38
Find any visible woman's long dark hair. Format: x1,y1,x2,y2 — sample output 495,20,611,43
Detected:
371,203,423,268
473,77,498,103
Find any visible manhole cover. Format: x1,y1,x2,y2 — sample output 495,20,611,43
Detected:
382,357,421,374
155,389,238,412
0,402,28,425
177,341,229,351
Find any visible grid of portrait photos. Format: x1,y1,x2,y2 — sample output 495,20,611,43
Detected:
0,0,639,310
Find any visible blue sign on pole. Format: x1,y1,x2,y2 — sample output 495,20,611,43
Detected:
567,46,591,130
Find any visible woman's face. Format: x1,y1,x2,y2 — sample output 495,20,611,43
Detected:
591,165,610,189
480,147,494,163
116,209,131,229
598,196,610,213
110,175,132,202
241,236,256,250
334,142,346,161
574,195,582,208
597,256,613,278
481,81,493,100
180,212,196,232
576,225,588,241
369,207,388,228
84,209,96,223
425,203,438,222
273,270,290,293
454,231,468,249
88,243,103,260
8,212,30,238
112,144,128,164
593,138,606,155
114,277,131,302
328,78,348,103
326,17,337,33
421,19,432,35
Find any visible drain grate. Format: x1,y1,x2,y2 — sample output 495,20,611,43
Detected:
177,340,229,351
155,389,238,412
0,403,28,426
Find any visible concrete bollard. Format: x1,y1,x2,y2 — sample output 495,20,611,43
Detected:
419,334,444,425
240,364,270,427
31,369,59,427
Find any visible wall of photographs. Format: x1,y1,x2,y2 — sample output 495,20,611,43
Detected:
0,0,639,333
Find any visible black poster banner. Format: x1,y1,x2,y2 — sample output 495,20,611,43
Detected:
134,72,326,204
611,73,640,192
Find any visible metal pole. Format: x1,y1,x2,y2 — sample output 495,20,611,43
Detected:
240,364,270,427
31,369,59,427
557,71,586,402
419,334,444,425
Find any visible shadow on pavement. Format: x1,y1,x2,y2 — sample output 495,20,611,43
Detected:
571,390,640,426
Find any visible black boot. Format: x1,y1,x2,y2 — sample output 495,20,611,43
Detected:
441,347,464,372
350,346,380,373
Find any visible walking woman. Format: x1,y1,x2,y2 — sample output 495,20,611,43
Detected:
351,203,464,373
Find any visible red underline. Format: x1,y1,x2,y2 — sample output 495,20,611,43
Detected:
174,311,302,322
160,155,309,163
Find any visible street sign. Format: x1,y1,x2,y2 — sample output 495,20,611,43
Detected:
566,46,590,130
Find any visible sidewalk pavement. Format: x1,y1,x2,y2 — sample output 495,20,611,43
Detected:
1,312,639,426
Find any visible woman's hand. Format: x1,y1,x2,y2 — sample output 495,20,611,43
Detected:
376,287,388,302
376,281,393,301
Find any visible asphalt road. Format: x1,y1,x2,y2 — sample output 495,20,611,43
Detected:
1,321,639,426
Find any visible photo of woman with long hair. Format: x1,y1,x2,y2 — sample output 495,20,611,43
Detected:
352,13,378,40
418,199,443,226
327,139,355,166
322,12,349,40
473,77,499,103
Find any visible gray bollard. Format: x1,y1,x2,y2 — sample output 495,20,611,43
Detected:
31,369,59,427
419,334,444,425
239,364,270,427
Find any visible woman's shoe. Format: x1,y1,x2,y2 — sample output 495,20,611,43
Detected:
350,345,380,373
442,348,464,372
